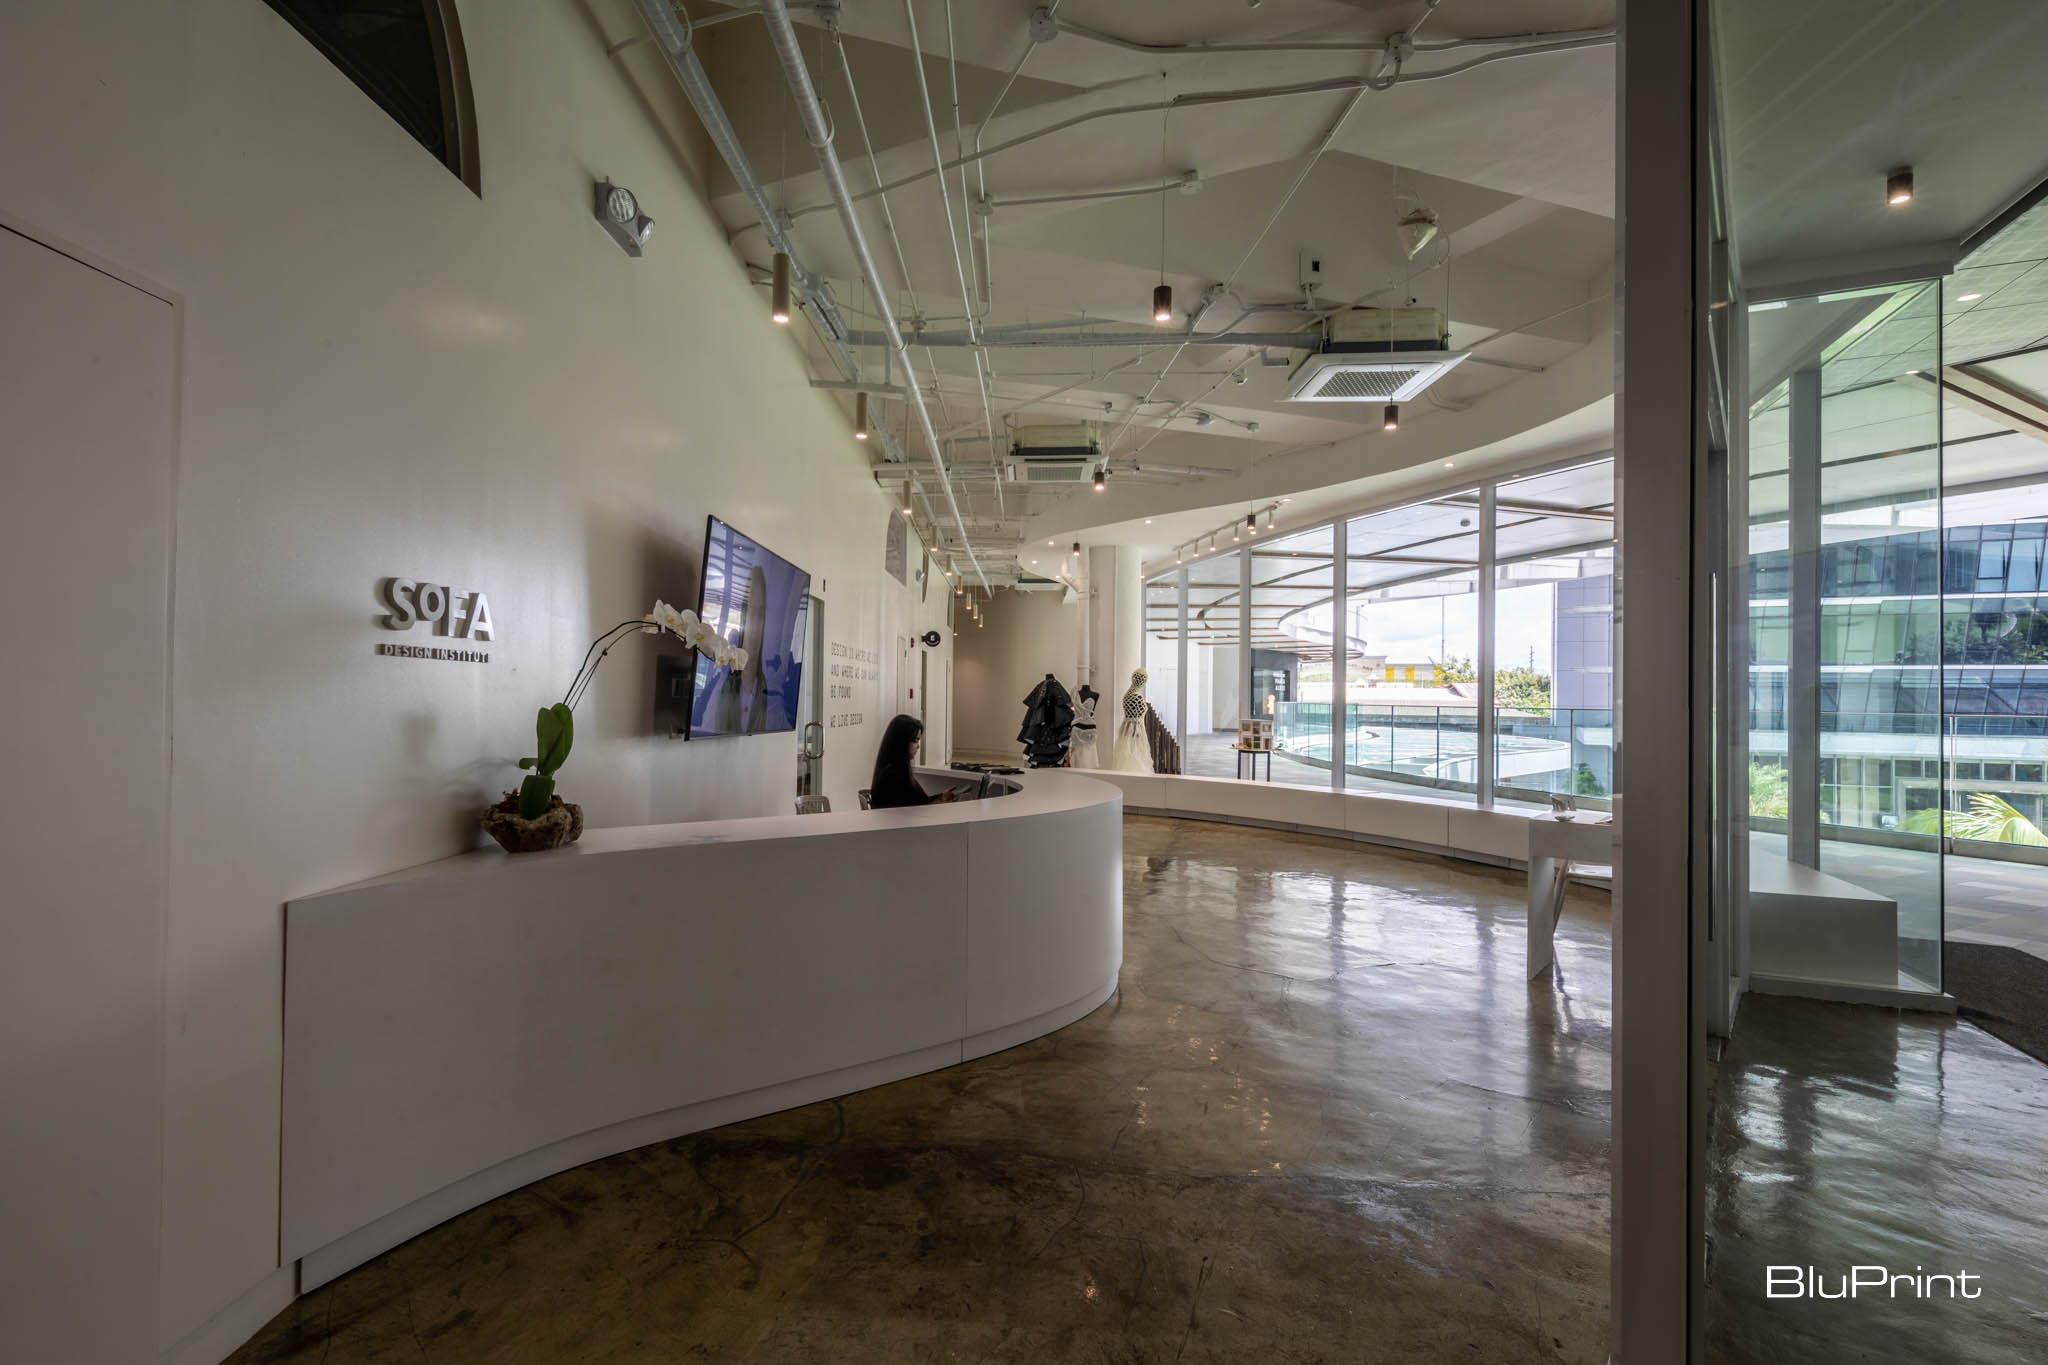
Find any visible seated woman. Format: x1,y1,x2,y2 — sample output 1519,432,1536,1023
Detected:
869,713,959,808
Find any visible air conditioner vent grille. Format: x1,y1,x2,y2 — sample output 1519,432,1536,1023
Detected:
1281,349,1470,404
1301,366,1433,401
1004,459,1095,484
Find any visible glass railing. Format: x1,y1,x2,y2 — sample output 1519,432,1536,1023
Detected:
1260,702,1614,804
1493,707,1615,805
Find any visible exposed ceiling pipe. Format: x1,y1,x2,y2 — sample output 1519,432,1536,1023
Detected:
1055,19,1615,56
909,0,1004,517
779,31,1613,225
826,33,977,520
970,4,1056,310
754,0,990,593
843,327,1317,349
631,0,974,571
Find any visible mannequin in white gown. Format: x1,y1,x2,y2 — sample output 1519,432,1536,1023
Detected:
1110,668,1152,772
1069,686,1101,767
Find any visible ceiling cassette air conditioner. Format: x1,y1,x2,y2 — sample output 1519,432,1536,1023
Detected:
1009,422,1102,459
1004,457,1096,484
1284,307,1468,403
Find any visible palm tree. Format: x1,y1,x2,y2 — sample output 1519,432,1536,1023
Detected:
1901,793,2048,845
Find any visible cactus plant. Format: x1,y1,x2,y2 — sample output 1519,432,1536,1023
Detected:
515,702,575,819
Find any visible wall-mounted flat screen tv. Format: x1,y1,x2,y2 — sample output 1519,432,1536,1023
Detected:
690,516,811,738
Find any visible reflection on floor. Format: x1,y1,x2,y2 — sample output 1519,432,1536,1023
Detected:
230,817,1615,1363
1707,995,2048,1364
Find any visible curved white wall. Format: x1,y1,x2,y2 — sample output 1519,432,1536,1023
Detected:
0,2,951,1357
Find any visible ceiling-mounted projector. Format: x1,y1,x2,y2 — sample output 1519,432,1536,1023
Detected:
1283,307,1467,404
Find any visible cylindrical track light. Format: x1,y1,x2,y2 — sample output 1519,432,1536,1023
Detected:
770,252,792,324
1093,466,1107,492
1152,283,1174,325
899,480,913,516
1246,512,1258,537
1887,166,1914,206
1383,403,1399,432
853,390,869,440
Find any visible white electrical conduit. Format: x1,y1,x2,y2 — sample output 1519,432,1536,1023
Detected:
778,31,1612,225
903,0,1006,519
1055,20,1616,56
831,33,975,515
992,181,1180,211
970,2,1057,310
1107,59,1376,455
754,0,990,595
632,0,950,542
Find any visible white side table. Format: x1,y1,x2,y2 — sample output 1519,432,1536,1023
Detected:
1527,815,1615,979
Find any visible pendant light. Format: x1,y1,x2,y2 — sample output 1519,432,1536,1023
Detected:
899,480,913,516
1383,403,1399,432
1093,466,1108,492
770,252,792,325
1886,167,1914,206
853,390,870,441
1246,512,1258,537
1152,107,1173,325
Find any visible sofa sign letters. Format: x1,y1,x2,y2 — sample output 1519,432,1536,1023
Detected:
377,577,495,663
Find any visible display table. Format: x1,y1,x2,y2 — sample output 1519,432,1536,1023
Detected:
1526,814,1615,979
279,768,1123,1288
1233,745,1272,780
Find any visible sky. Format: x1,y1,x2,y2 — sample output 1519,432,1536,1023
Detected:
1349,582,1558,672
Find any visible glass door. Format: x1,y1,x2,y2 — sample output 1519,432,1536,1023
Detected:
796,594,825,797
1739,279,1944,997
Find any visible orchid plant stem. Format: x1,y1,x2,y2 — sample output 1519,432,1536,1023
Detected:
561,620,660,710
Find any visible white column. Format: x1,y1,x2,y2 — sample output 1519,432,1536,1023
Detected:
1087,545,1143,700
1478,483,1497,808
1786,366,1823,868
1614,0,1707,1357
1176,567,1190,756
1331,517,1348,791
1238,546,1253,738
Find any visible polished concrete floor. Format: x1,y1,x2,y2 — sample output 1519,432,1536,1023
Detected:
1706,995,2048,1363
232,816,1616,1363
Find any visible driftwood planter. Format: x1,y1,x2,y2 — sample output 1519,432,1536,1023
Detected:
481,791,585,853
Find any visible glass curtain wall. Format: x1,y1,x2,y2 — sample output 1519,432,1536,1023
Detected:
1246,524,1337,790
1144,461,1617,800
1491,462,1618,810
1151,548,1247,775
1739,279,1943,993
1141,574,1182,752
1346,493,1482,800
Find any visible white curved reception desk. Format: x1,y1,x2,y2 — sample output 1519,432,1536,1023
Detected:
279,769,1122,1288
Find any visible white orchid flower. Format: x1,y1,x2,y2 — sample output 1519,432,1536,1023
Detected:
642,598,672,634
729,646,749,673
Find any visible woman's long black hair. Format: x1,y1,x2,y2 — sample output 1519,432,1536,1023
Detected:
869,713,929,808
